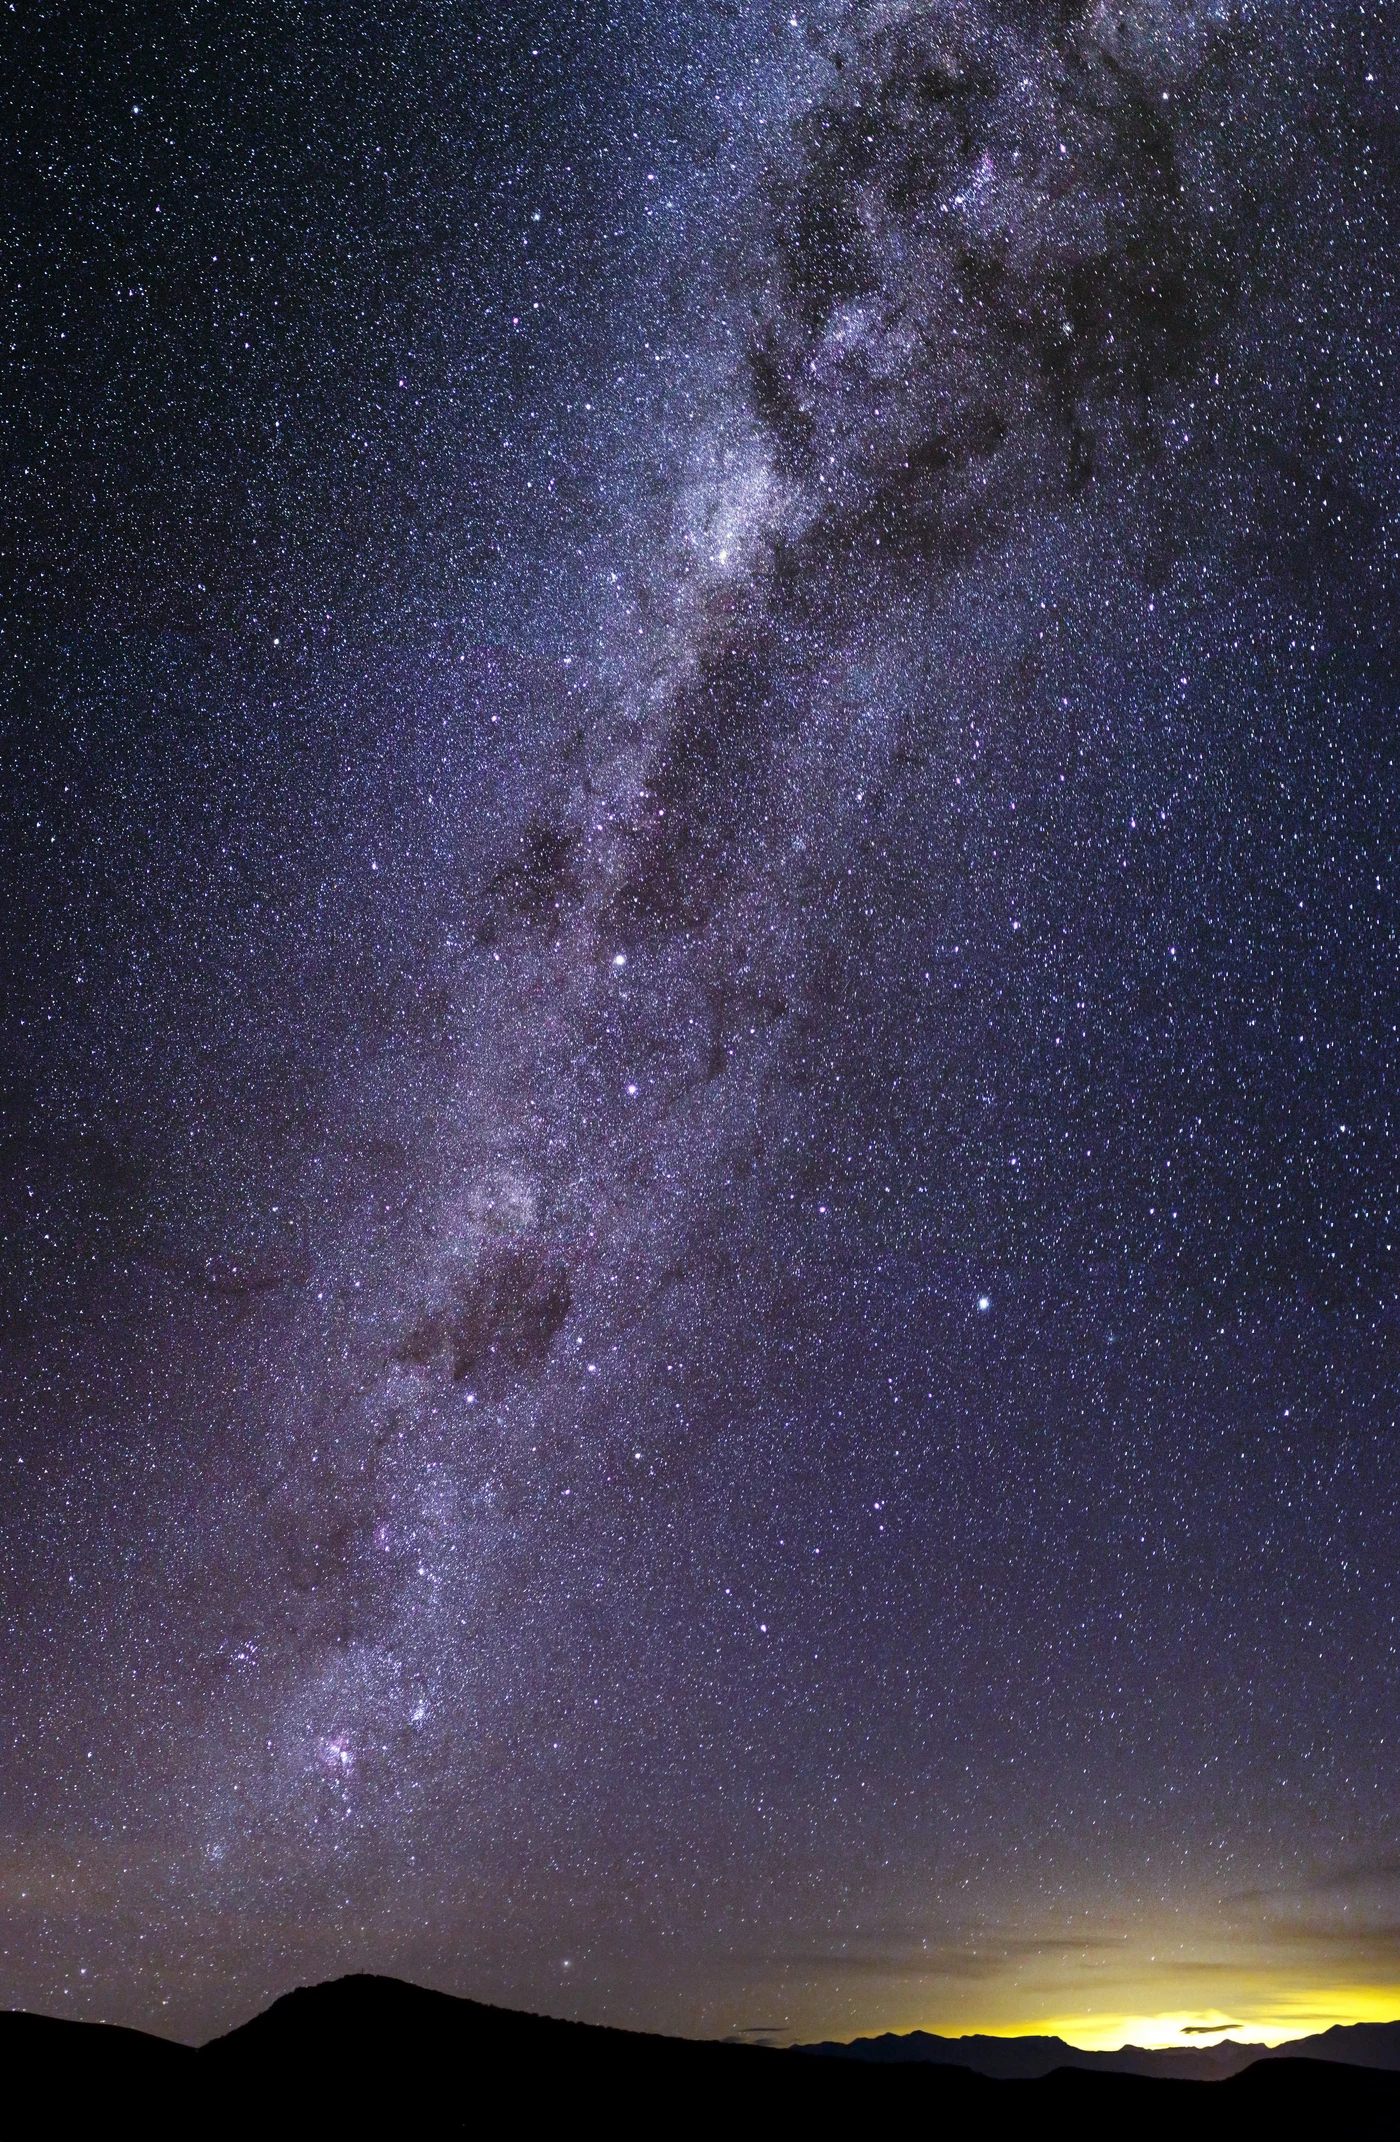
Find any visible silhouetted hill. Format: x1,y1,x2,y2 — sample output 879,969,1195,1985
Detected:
0,2007,191,2083
798,2014,1400,2082
1298,2021,1400,2070
2,1973,1398,2135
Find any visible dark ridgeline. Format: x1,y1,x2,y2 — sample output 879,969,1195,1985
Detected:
2,1976,1398,2135
800,2016,1400,2082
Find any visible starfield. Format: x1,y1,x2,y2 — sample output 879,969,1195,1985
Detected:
2,0,1398,2087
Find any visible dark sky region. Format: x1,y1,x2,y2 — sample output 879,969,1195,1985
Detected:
2,0,1399,2052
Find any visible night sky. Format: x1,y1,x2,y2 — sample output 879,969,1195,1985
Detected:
3,0,1399,2052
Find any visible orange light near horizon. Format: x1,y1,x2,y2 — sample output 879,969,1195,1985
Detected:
929,1985,1400,2054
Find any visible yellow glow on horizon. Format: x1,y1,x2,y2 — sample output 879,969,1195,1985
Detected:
946,1985,1400,2053
790,1893,1400,2056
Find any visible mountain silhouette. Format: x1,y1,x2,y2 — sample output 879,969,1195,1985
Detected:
797,2016,1400,2082
2,1974,1397,2135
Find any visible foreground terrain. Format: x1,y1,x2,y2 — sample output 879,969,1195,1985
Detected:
3,1976,1398,2134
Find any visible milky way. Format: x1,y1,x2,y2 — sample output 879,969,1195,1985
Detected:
4,0,1399,2047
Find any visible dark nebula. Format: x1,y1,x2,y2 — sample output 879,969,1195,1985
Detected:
2,0,1398,2050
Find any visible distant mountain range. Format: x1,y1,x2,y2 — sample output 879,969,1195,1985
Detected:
797,2016,1400,2082
3,1974,1397,2134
